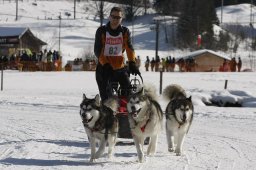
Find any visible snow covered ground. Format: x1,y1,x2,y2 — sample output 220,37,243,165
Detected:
1,1,256,169
0,70,256,170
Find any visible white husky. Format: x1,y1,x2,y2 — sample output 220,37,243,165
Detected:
79,94,119,162
163,84,194,156
127,84,163,163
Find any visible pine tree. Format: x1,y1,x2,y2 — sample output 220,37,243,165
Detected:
177,0,219,48
177,0,197,47
154,0,184,15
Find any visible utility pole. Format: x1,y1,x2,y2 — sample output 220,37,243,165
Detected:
151,17,172,59
74,0,76,19
221,0,223,23
59,12,61,53
171,16,175,46
132,17,134,44
99,0,103,26
16,0,18,21
1,64,3,91
164,16,168,43
250,0,254,24
131,0,134,44
197,16,199,35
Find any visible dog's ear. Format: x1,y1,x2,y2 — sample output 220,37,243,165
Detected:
83,94,86,99
187,96,192,101
95,94,101,106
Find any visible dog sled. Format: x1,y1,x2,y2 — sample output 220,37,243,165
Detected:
107,75,143,139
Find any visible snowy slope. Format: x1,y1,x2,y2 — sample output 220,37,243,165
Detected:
1,1,255,69
0,0,170,64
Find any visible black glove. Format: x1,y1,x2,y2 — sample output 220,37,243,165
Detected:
129,61,140,76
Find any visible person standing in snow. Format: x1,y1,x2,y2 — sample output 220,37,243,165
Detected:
150,57,155,71
94,7,140,102
237,57,242,72
145,56,150,71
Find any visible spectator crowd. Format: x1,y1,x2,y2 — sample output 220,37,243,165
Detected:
0,52,244,72
0,49,62,71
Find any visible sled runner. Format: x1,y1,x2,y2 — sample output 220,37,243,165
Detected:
107,75,143,139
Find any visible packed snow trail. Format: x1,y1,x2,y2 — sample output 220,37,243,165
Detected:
1,72,256,169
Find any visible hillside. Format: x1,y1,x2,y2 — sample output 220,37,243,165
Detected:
0,0,168,63
0,1,256,70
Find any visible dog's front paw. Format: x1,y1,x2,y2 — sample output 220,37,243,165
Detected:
174,149,182,156
89,158,96,163
175,152,182,156
138,156,145,163
168,147,175,152
94,155,100,159
147,151,155,156
107,153,113,159
95,152,103,159
147,147,156,156
138,153,145,163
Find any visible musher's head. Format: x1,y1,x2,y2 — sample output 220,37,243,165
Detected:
109,7,123,30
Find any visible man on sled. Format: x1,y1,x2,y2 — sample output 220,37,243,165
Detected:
94,7,141,139
94,6,140,102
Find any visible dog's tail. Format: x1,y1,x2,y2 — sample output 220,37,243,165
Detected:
102,105,116,140
163,84,186,101
103,97,119,140
143,83,158,101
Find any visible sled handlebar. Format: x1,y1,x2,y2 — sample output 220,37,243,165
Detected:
130,73,143,85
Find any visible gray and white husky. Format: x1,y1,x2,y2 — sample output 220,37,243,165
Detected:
79,94,119,162
163,84,194,156
127,84,163,163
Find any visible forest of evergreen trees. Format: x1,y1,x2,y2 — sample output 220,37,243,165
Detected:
153,0,254,50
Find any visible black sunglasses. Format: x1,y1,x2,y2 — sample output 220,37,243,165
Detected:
111,15,122,20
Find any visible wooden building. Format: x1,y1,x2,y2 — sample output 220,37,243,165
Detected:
0,27,47,56
179,49,231,72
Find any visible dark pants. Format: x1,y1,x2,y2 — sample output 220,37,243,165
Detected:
96,64,131,102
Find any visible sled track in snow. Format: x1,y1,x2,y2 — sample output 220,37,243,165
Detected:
0,100,78,111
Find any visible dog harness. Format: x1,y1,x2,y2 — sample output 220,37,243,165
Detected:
129,98,163,133
140,118,150,132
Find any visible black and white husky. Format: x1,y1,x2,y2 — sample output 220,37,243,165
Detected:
80,94,119,162
127,84,164,163
163,84,194,156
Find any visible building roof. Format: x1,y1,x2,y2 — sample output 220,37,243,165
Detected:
0,27,47,45
0,27,28,38
182,49,231,61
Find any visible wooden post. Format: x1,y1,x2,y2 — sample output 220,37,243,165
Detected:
160,71,163,94
1,64,3,91
224,80,228,89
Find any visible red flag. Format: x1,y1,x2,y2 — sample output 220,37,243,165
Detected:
197,34,202,47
